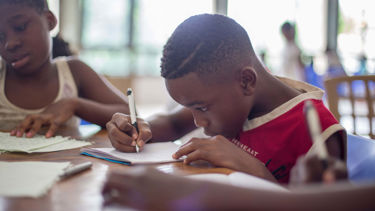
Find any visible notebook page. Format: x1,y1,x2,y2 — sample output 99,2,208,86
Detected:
0,132,91,153
187,172,288,192
0,161,70,197
81,142,181,164
31,139,91,152
228,172,288,192
0,132,69,152
187,173,231,185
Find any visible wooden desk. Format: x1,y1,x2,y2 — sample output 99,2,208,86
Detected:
0,130,231,211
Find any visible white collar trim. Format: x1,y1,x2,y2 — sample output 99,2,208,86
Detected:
243,76,324,131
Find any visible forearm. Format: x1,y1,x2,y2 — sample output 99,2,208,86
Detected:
231,152,277,183
147,114,195,142
147,108,196,142
72,97,129,127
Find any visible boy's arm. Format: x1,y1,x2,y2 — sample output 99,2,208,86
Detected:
146,107,196,142
68,58,129,127
173,135,278,183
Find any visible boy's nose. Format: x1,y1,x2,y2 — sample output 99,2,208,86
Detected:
192,112,208,128
5,37,21,52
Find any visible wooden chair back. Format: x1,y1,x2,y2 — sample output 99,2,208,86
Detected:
324,75,375,139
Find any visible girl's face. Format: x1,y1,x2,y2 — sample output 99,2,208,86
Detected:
0,4,56,76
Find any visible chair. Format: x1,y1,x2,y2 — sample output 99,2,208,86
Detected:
324,75,375,139
347,134,375,182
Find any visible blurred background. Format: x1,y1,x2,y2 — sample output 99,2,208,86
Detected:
49,0,374,136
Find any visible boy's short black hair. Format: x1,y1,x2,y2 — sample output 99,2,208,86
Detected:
161,13,255,80
0,0,48,13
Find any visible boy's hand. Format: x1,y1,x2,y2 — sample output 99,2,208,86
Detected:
106,112,152,152
173,135,245,167
290,154,348,185
173,136,277,182
10,98,77,138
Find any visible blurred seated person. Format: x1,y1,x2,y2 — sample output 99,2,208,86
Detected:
280,21,305,82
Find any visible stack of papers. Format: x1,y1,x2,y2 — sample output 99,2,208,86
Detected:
0,132,91,153
0,161,70,197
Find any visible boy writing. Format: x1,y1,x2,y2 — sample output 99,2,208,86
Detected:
106,14,346,183
0,0,129,137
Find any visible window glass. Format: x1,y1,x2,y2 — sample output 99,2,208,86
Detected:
80,0,212,76
81,0,128,48
228,0,324,74
338,0,375,74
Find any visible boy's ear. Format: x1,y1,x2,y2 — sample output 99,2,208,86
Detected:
44,11,57,31
239,66,257,96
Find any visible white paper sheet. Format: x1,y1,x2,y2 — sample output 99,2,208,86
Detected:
0,161,70,197
0,132,91,153
187,172,288,192
81,142,182,164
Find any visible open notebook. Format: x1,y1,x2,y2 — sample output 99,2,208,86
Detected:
81,142,182,165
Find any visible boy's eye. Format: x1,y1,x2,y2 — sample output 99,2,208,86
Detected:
196,106,208,112
14,22,28,32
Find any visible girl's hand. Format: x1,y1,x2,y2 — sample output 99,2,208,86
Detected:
106,112,152,152
10,98,78,138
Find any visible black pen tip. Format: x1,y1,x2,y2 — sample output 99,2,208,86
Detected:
127,88,132,96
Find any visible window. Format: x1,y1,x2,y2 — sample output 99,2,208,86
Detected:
228,0,325,74
79,0,213,76
338,0,375,75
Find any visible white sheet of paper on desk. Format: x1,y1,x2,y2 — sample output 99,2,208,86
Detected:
31,139,91,152
81,142,181,164
0,161,70,197
0,132,91,153
187,172,288,192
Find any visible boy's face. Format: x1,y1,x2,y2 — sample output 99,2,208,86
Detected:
166,72,253,139
282,28,295,41
0,4,55,75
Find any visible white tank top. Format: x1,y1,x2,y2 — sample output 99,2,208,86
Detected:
0,57,80,131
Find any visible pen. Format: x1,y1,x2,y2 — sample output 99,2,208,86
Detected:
304,100,328,162
127,88,140,153
60,161,92,179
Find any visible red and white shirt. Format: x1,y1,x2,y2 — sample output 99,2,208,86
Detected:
231,77,346,183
